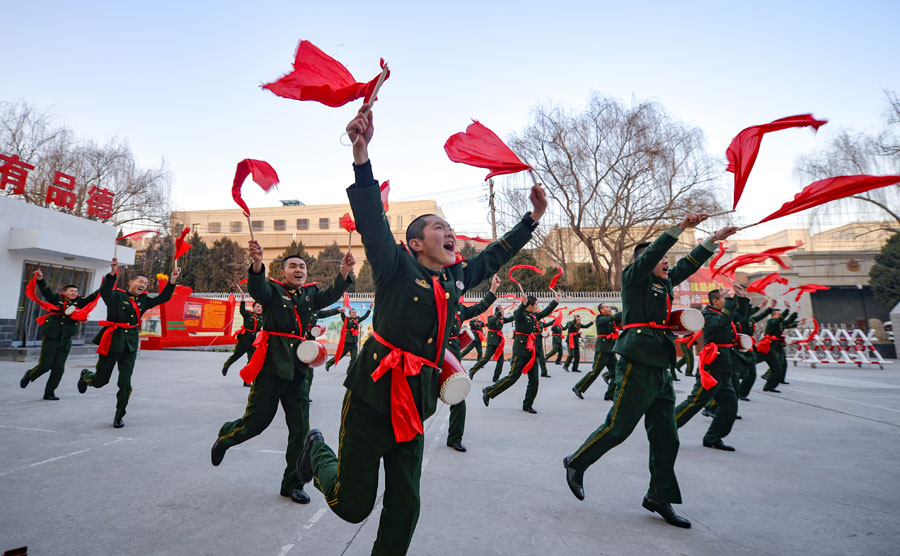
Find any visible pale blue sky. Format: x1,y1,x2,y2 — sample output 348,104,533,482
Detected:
3,1,899,238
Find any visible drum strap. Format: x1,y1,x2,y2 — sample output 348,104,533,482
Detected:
370,331,436,443
238,330,302,384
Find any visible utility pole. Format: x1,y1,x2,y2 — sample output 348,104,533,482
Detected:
489,178,497,240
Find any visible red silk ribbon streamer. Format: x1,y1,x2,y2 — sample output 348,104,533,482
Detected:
785,283,829,302
508,264,543,287
120,230,160,241
232,159,280,216
567,306,597,316
758,174,900,224
708,242,727,274
747,272,788,295
795,318,820,345
25,275,58,315
711,244,800,278
697,344,723,390
239,330,302,384
262,40,389,107
515,332,536,374
727,114,828,209
96,321,139,355
548,266,562,290
444,120,533,180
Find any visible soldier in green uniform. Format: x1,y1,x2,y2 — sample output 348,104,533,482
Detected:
210,244,354,504
574,304,621,399
673,288,747,451
459,317,485,361
447,275,500,452
468,306,514,381
562,315,592,372
563,215,737,528
77,258,178,428
536,317,553,377
482,293,559,413
325,305,372,370
760,304,799,392
222,298,263,384
545,321,565,364
735,298,773,400
20,269,100,400
298,108,545,556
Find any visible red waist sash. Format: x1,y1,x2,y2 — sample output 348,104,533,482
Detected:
370,331,436,443
514,331,536,374
697,343,735,390
96,321,139,355
238,330,302,384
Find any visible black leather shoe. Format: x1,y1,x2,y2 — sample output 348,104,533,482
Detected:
211,439,226,466
572,386,584,400
763,387,781,393
572,369,581,373
281,487,310,504
297,429,323,484
562,367,569,372
685,372,693,376
222,367,228,376
243,382,251,387
20,370,30,389
642,496,691,528
703,439,735,451
701,408,716,418
43,394,60,401
541,374,551,378
672,376,680,381
739,396,750,401
735,415,742,420
603,394,614,401
77,370,89,394
113,418,124,429
780,381,790,385
563,456,584,501
482,388,490,407
447,441,467,452
523,407,538,414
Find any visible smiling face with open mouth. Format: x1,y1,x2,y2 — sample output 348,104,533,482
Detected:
653,255,669,279
281,256,308,288
128,276,149,295
409,216,457,271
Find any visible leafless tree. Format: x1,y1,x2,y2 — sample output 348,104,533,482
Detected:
0,100,171,228
795,90,900,232
496,93,722,289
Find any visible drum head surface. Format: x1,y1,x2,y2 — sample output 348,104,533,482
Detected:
439,374,471,405
681,309,704,332
297,341,320,363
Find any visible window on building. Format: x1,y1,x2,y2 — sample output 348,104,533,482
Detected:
230,221,242,232
251,220,264,231
396,215,403,229
208,222,221,233
274,219,286,231
319,218,330,229
296,218,309,230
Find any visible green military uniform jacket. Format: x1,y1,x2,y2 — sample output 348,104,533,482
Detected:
613,227,717,368
344,160,536,425
35,279,100,340
340,308,372,343
594,312,623,352
763,310,798,341
485,312,515,346
511,301,558,355
564,319,592,347
701,296,743,374
449,293,497,356
247,266,351,381
236,300,264,346
92,273,175,353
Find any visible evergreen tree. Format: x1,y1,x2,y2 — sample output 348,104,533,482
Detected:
309,242,347,284
355,259,375,292
131,235,174,290
202,237,247,292
870,232,900,310
177,230,210,290
267,240,316,280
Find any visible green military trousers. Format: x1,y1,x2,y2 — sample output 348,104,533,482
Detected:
217,371,310,493
674,369,738,445
222,338,256,375
564,344,583,372
459,339,482,361
576,350,615,395
738,351,758,398
762,344,787,390
310,392,424,556
483,353,540,410
326,341,359,371
546,339,563,364
567,357,682,504
535,341,550,377
25,336,73,397
468,343,505,381
447,400,466,445
82,348,138,420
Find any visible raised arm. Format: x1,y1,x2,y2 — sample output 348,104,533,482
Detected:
460,292,497,321
580,321,593,330
359,307,372,321
751,306,773,323
238,300,249,318
316,307,342,319
76,288,101,307
503,315,516,324
536,300,559,320
35,271,61,304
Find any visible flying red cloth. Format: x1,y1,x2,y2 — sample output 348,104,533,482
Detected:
727,114,828,209
343,292,351,309
380,180,390,213
444,121,533,180
340,212,356,233
711,244,800,278
174,227,192,260
232,159,280,216
708,243,728,274
262,40,389,107
785,283,830,302
26,274,100,325
238,278,248,286
455,234,491,243
567,306,597,316
746,272,789,294
549,266,563,290
795,318,820,345
508,264,543,286
758,174,900,224
120,230,160,241
552,309,564,327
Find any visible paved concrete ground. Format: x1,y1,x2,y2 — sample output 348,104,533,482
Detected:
2,351,899,556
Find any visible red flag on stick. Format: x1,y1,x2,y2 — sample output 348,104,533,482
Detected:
339,212,356,233
120,230,160,241
746,272,789,294
380,180,390,213
785,283,830,302
262,41,389,107
757,174,900,224
174,227,192,260
232,159,280,216
727,114,828,209
342,292,351,309
444,121,533,180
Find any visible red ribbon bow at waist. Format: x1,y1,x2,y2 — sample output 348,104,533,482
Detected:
239,330,302,384
697,343,735,390
96,321,139,356
514,332,536,374
596,332,619,341
371,331,436,443
567,332,579,349
491,333,506,361
622,322,674,332
755,334,783,355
